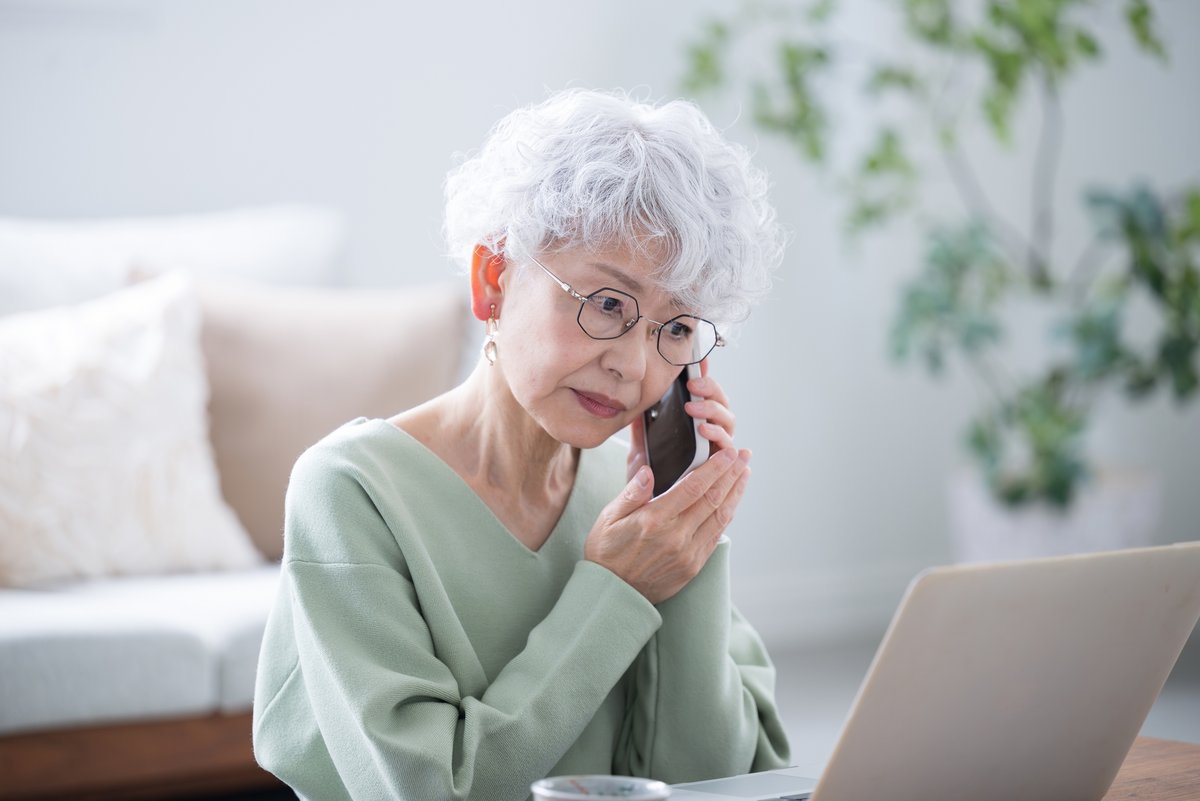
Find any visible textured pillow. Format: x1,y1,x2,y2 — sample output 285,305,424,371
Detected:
0,274,262,587
0,205,345,316
199,280,470,560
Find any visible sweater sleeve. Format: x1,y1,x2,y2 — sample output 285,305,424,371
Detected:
254,450,663,801
614,538,792,783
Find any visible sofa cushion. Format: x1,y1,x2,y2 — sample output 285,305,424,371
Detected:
0,565,279,735
199,281,470,560
0,274,262,588
0,205,346,316
0,598,215,737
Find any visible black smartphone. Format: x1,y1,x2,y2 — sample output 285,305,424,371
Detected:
642,362,708,497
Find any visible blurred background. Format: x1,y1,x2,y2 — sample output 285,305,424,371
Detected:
2,0,1198,645
2,0,1199,777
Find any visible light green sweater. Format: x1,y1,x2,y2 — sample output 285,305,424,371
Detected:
252,418,790,801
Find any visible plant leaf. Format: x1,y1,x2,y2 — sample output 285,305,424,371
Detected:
806,0,838,24
1083,187,1126,240
682,20,730,94
1159,332,1199,400
866,65,924,97
903,0,961,47
1176,189,1200,244
751,42,832,162
1125,0,1167,61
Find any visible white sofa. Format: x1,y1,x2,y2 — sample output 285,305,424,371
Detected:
0,274,470,800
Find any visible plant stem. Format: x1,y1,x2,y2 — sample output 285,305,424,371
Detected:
1067,235,1112,303
939,141,1035,269
1064,379,1097,438
1030,77,1062,288
966,351,1009,408
926,51,1041,279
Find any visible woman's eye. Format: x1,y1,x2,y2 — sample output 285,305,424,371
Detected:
593,294,625,315
666,320,694,339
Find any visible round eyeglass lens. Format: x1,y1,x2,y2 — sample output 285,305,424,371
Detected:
657,315,718,366
578,288,639,339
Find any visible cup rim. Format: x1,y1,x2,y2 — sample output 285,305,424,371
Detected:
530,774,671,800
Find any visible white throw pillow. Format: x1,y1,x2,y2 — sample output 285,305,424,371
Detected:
0,273,262,587
0,204,345,316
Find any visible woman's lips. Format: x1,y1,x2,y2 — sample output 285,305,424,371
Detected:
572,389,625,419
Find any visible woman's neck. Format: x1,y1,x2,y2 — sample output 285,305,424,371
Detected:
441,360,578,503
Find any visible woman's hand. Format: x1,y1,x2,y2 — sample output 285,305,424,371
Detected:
625,359,737,482
603,363,750,605
587,447,751,604
687,359,736,453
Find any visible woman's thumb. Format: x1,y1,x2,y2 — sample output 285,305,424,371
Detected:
610,464,653,517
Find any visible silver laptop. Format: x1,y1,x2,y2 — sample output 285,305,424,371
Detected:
671,541,1200,801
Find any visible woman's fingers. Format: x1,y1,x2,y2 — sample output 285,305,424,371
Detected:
626,415,647,481
688,402,736,451
685,398,734,431
680,448,749,534
688,374,731,410
627,449,647,482
599,464,654,528
690,459,751,547
651,446,748,528
588,446,750,605
629,414,646,453
687,375,735,448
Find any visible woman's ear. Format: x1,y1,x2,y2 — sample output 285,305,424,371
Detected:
469,244,507,321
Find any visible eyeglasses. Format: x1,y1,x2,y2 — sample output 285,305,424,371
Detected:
528,254,725,367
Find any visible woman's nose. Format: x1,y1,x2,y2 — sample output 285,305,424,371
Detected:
600,323,655,381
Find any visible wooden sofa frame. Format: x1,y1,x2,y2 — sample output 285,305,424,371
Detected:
0,712,284,800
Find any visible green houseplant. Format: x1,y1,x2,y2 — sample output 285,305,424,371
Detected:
683,0,1200,520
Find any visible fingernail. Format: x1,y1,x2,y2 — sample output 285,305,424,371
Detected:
636,465,651,487
739,449,751,463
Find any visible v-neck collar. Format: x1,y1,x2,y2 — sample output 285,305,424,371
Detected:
367,418,587,557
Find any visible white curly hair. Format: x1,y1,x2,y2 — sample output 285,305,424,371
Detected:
443,88,785,329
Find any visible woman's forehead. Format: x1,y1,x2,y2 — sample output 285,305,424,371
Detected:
584,260,647,295
544,236,661,274
549,245,686,310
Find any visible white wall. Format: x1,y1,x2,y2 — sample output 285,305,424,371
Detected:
2,0,1197,648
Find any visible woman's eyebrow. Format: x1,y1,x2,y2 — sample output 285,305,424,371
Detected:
587,261,644,293
586,261,686,311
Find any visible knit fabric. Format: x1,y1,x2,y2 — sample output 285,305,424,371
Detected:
253,418,790,800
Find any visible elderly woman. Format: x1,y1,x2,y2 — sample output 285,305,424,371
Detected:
252,88,791,800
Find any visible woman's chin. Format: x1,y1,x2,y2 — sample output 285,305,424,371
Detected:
544,417,628,451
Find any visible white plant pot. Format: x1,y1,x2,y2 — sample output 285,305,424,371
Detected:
947,469,1162,564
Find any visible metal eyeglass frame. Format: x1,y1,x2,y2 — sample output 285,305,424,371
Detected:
528,253,725,367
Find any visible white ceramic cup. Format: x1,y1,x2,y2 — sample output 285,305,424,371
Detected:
531,774,671,800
